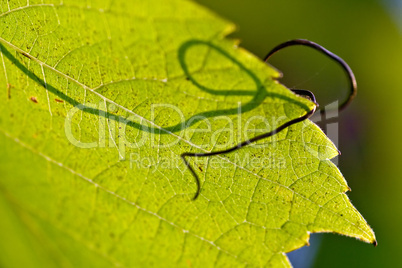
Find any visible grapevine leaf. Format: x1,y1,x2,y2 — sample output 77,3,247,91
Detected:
0,0,375,267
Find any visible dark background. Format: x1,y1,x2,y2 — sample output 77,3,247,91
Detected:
196,0,402,267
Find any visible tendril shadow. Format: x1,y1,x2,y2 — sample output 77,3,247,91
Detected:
0,41,310,136
174,40,310,131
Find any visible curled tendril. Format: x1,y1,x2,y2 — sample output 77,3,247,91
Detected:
264,39,357,112
182,39,357,200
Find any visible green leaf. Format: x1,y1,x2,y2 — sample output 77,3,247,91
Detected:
0,0,375,267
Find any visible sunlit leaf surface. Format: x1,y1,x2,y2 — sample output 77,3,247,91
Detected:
0,0,375,267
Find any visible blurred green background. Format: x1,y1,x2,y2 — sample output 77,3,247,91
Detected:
195,0,402,267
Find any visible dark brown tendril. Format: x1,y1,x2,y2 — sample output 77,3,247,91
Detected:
264,39,357,112
182,39,357,200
